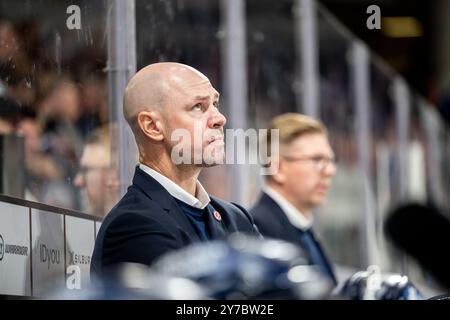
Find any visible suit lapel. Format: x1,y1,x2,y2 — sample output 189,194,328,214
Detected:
166,199,202,242
258,193,337,285
132,166,201,242
308,231,337,285
260,193,301,240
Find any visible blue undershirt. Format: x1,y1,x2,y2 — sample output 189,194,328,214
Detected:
174,199,211,241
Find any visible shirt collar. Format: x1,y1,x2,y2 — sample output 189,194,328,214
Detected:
264,185,314,231
139,163,210,209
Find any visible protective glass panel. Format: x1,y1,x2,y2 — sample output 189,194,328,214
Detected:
245,0,297,205
368,60,399,272
135,0,228,199
246,0,297,130
0,0,115,217
316,8,363,269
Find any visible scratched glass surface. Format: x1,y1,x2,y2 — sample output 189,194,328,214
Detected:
0,0,109,215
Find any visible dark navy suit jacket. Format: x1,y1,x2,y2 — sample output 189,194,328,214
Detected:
91,166,260,281
250,192,337,285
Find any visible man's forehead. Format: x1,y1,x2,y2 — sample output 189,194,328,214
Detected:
288,133,333,153
170,75,219,98
172,64,207,77
194,91,220,100
131,63,208,87
81,144,110,165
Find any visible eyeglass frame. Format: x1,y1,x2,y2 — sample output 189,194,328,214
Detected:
76,165,111,179
280,154,336,171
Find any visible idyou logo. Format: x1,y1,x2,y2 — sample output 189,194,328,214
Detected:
40,244,61,269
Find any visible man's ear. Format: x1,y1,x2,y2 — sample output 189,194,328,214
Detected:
270,157,286,184
137,111,164,141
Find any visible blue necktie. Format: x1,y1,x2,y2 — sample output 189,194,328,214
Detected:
298,228,336,284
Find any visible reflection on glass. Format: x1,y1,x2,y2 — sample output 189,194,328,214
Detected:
408,95,427,203
0,0,109,215
369,60,400,272
316,9,363,269
419,99,450,211
246,0,296,130
245,0,297,206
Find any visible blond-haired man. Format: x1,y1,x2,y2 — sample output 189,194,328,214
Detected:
250,113,337,285
74,126,120,217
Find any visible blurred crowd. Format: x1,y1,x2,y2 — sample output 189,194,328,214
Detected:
0,19,109,213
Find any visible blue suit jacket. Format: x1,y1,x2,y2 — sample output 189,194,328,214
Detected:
91,167,260,281
250,192,337,285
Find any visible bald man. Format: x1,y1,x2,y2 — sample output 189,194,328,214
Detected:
91,63,260,283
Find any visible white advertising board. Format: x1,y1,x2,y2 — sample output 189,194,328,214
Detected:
31,209,65,297
0,202,31,296
65,215,95,291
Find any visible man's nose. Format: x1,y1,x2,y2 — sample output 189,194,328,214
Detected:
208,107,227,129
323,161,337,177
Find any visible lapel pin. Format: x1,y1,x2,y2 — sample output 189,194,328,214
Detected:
213,210,222,222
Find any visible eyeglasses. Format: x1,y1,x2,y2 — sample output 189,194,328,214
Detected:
77,165,109,178
281,154,336,171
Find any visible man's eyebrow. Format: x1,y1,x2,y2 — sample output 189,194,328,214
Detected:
193,92,220,101
194,95,210,101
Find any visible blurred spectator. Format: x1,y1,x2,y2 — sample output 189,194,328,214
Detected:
16,117,63,202
74,125,119,217
0,9,108,212
250,113,338,286
0,20,19,79
0,116,13,134
77,74,108,138
0,20,30,83
36,74,83,170
0,101,19,134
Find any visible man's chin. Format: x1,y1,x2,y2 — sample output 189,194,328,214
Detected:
196,157,226,167
310,197,326,208
196,162,221,168
198,148,226,167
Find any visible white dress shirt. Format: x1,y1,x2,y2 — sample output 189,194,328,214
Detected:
139,163,210,209
264,186,313,231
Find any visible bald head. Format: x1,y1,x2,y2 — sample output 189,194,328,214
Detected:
123,62,209,135
123,62,225,169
